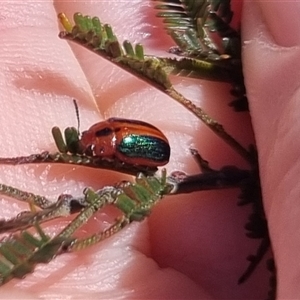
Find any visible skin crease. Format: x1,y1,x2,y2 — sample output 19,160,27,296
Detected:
0,0,296,299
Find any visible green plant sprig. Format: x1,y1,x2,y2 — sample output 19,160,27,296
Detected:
153,0,247,111
0,169,172,285
0,3,273,296
58,12,251,164
153,0,237,57
0,124,158,177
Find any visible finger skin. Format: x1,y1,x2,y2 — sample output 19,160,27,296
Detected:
0,1,269,298
243,1,300,298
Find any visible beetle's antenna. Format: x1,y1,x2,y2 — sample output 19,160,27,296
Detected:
73,99,80,133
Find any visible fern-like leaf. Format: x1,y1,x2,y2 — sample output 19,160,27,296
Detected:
58,13,250,160
58,13,172,91
153,0,237,57
64,170,172,251
0,224,68,285
0,170,172,284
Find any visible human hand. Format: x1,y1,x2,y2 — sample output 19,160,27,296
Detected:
0,1,290,299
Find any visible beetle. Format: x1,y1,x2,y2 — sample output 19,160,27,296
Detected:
79,118,170,167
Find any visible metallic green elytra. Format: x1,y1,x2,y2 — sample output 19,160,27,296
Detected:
118,134,170,162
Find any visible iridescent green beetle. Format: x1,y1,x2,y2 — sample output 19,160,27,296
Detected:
79,118,170,167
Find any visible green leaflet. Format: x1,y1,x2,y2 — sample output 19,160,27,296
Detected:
0,170,172,284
